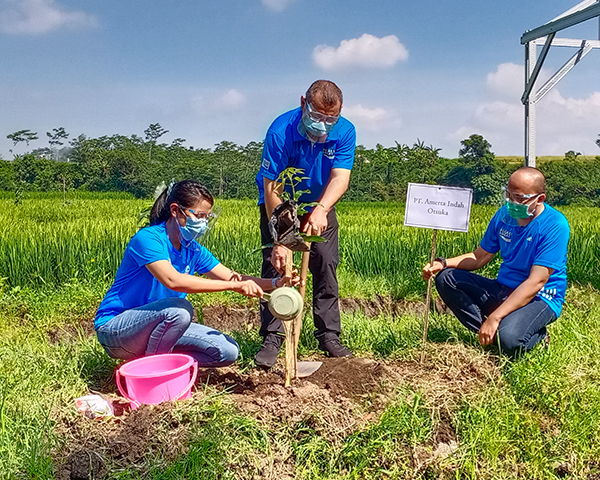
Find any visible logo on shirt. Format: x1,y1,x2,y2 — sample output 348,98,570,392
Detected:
499,227,512,243
184,265,190,275
527,236,533,242
261,157,270,169
323,148,335,159
537,287,556,301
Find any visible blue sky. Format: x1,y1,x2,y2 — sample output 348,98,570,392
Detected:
0,0,598,159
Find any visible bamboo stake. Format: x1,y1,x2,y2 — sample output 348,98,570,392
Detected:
283,249,295,387
293,226,312,379
420,229,438,363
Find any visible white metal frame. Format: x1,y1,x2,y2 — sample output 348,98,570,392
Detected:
521,0,600,166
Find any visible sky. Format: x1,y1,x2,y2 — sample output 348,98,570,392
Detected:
0,0,599,159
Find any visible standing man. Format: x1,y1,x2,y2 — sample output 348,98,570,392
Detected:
423,167,570,357
254,80,356,368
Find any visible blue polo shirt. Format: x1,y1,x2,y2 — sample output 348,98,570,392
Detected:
255,107,356,204
480,204,570,317
94,223,220,329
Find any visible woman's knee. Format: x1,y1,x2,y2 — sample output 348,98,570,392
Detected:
163,298,194,326
218,335,240,366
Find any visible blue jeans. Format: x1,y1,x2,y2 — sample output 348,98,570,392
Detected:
96,297,239,367
435,268,557,357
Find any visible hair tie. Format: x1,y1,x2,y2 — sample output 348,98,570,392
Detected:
166,179,175,198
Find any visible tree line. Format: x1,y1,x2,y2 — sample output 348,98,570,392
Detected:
1,125,600,206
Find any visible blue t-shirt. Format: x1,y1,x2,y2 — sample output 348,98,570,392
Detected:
94,223,220,329
480,204,570,317
255,107,356,204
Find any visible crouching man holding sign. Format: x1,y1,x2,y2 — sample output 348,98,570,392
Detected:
423,167,570,357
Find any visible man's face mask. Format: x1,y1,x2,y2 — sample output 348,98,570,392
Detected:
504,190,540,219
299,102,339,142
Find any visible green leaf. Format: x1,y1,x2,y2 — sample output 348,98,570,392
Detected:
251,243,274,254
300,234,327,243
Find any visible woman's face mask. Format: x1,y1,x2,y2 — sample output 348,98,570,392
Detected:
178,206,210,242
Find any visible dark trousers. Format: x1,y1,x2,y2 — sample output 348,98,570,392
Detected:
259,204,341,342
435,268,556,357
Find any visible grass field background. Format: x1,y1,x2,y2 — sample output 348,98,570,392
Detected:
0,195,599,479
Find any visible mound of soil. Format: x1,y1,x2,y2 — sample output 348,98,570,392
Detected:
54,402,189,480
53,343,497,479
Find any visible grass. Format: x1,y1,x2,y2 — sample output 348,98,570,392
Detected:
0,196,599,478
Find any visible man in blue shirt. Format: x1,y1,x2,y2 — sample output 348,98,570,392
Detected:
255,80,357,368
423,167,570,357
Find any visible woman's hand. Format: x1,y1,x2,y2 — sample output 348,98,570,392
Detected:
232,279,264,298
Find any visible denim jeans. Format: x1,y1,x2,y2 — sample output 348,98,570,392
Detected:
96,297,239,367
435,268,557,357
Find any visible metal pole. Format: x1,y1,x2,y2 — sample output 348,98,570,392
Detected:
525,41,537,167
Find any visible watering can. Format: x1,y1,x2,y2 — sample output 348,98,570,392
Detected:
263,287,303,322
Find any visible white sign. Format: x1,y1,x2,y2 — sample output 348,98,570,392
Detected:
404,183,473,232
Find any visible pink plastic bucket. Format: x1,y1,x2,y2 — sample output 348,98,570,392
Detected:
116,353,198,409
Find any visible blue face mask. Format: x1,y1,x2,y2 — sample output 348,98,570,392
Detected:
300,108,335,141
178,214,209,243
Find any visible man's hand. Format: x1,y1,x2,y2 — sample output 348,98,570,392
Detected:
422,260,444,281
277,273,304,288
270,245,289,274
478,316,501,345
232,280,264,298
305,204,328,236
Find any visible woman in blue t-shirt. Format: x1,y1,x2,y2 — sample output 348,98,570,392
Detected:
95,180,294,367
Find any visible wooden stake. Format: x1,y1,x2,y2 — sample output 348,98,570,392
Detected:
283,249,295,387
294,226,312,379
420,229,437,364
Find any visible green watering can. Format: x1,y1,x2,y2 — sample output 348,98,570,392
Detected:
263,287,303,321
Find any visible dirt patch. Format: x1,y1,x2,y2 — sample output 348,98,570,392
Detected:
53,342,497,478
47,315,96,345
202,304,260,332
339,295,452,317
54,401,189,480
202,296,452,335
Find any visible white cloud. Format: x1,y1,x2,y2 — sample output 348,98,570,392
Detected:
313,34,408,71
261,0,296,12
0,0,97,35
343,104,397,131
190,89,247,115
214,89,247,111
486,63,523,99
453,63,600,155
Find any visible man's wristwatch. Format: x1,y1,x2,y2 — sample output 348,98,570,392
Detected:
434,257,447,269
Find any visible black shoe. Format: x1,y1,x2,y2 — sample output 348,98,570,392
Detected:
255,333,284,369
318,337,353,358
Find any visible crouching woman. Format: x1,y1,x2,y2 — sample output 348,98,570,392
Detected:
95,180,293,367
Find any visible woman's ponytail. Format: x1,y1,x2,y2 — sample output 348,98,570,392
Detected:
149,180,213,226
